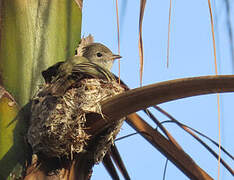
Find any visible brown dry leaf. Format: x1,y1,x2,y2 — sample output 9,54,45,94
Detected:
115,0,121,83
74,0,83,10
167,0,172,68
207,1,221,178
86,75,234,179
154,105,234,175
110,145,130,180
103,152,120,180
0,85,18,106
138,0,146,86
126,113,212,180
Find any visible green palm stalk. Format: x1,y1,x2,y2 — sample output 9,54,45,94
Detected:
0,0,82,179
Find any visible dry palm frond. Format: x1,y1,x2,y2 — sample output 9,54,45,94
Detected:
138,0,146,86
103,151,120,180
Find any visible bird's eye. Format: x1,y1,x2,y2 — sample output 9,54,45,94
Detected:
96,52,102,57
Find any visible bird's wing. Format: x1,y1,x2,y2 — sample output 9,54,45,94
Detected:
39,61,116,97
72,62,116,82
42,61,64,83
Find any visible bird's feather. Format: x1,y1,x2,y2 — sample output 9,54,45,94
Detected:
42,61,64,84
72,62,116,81
76,34,94,56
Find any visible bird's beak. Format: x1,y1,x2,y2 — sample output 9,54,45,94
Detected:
111,54,122,60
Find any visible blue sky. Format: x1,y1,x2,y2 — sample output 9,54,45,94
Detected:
82,0,233,179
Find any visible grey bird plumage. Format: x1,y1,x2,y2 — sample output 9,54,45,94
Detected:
28,37,125,161
40,42,121,96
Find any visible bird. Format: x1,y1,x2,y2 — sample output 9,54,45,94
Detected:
40,41,121,96
28,37,126,161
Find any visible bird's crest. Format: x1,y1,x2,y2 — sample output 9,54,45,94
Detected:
76,34,94,56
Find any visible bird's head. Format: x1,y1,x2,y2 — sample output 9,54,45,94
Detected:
81,43,121,70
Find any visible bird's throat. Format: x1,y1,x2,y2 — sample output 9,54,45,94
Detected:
95,60,114,71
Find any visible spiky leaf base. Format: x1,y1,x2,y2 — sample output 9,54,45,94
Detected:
27,78,125,163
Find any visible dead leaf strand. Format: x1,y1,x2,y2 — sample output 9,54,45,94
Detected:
139,0,146,86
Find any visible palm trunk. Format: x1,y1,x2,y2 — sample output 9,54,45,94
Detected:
0,1,82,179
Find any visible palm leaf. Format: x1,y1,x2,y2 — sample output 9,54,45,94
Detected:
0,0,82,179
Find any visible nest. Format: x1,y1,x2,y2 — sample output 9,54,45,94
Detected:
27,78,125,163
